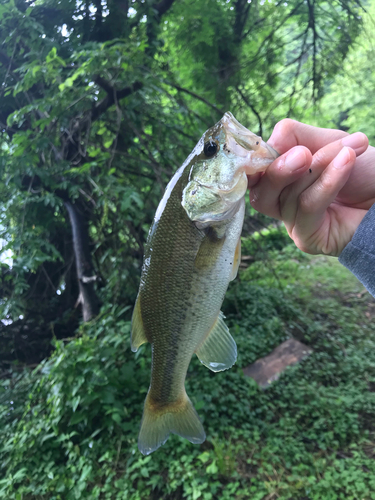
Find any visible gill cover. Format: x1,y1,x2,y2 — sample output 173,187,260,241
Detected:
182,173,248,223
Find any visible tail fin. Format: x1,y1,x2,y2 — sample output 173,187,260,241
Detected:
138,391,206,455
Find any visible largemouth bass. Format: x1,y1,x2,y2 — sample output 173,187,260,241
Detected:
131,112,278,455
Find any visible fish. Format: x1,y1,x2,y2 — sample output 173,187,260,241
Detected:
131,112,278,455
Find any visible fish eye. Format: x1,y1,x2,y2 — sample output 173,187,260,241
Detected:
203,140,218,157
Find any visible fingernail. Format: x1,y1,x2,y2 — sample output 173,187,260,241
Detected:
341,132,366,151
333,147,350,169
285,148,306,170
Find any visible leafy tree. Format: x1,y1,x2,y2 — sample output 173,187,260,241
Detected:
312,0,375,140
0,1,373,498
0,0,363,369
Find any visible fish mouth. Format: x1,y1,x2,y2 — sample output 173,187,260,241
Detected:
221,112,279,173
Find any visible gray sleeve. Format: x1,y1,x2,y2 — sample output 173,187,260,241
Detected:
339,203,375,297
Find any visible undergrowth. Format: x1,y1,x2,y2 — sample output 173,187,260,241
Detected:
1,232,375,500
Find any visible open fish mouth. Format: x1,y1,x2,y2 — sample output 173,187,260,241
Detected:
221,112,279,171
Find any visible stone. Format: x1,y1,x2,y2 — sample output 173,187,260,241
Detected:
243,338,313,388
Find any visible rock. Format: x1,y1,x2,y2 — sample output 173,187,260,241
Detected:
243,338,312,388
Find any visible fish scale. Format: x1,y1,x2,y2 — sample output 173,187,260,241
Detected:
131,112,279,455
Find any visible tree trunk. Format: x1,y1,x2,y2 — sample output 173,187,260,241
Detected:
64,201,101,322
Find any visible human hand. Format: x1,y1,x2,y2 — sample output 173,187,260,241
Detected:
247,119,373,256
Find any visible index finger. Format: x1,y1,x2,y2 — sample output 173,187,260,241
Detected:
268,119,349,155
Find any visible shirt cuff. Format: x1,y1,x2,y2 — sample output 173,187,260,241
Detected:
339,203,375,297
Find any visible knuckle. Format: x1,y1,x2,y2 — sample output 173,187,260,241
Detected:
298,191,314,213
322,175,335,193
273,118,298,136
319,169,336,193
312,148,328,167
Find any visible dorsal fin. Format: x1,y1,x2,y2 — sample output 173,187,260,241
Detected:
131,297,149,352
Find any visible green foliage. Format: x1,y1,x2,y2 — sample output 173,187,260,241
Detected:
2,244,375,499
0,0,373,498
241,224,291,260
0,0,364,327
311,0,375,139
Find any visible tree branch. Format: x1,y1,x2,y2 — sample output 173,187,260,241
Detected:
247,0,305,66
234,0,252,42
0,50,18,73
307,0,318,101
236,86,263,137
287,27,309,117
169,83,224,116
91,77,143,122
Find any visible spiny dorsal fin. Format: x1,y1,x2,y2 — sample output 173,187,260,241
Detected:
131,297,149,352
195,311,237,372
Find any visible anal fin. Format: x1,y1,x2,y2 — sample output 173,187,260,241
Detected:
131,296,149,352
195,312,237,372
229,236,241,281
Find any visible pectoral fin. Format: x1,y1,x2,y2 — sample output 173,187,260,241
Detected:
229,236,241,281
195,227,226,271
195,312,237,372
131,297,149,352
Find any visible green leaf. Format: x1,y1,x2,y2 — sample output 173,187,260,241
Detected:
111,412,122,424
198,452,210,463
140,467,149,478
206,460,218,474
46,47,57,63
69,413,86,425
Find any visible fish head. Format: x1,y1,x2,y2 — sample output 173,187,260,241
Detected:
182,111,279,224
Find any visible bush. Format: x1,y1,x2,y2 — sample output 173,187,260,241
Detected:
1,246,375,499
